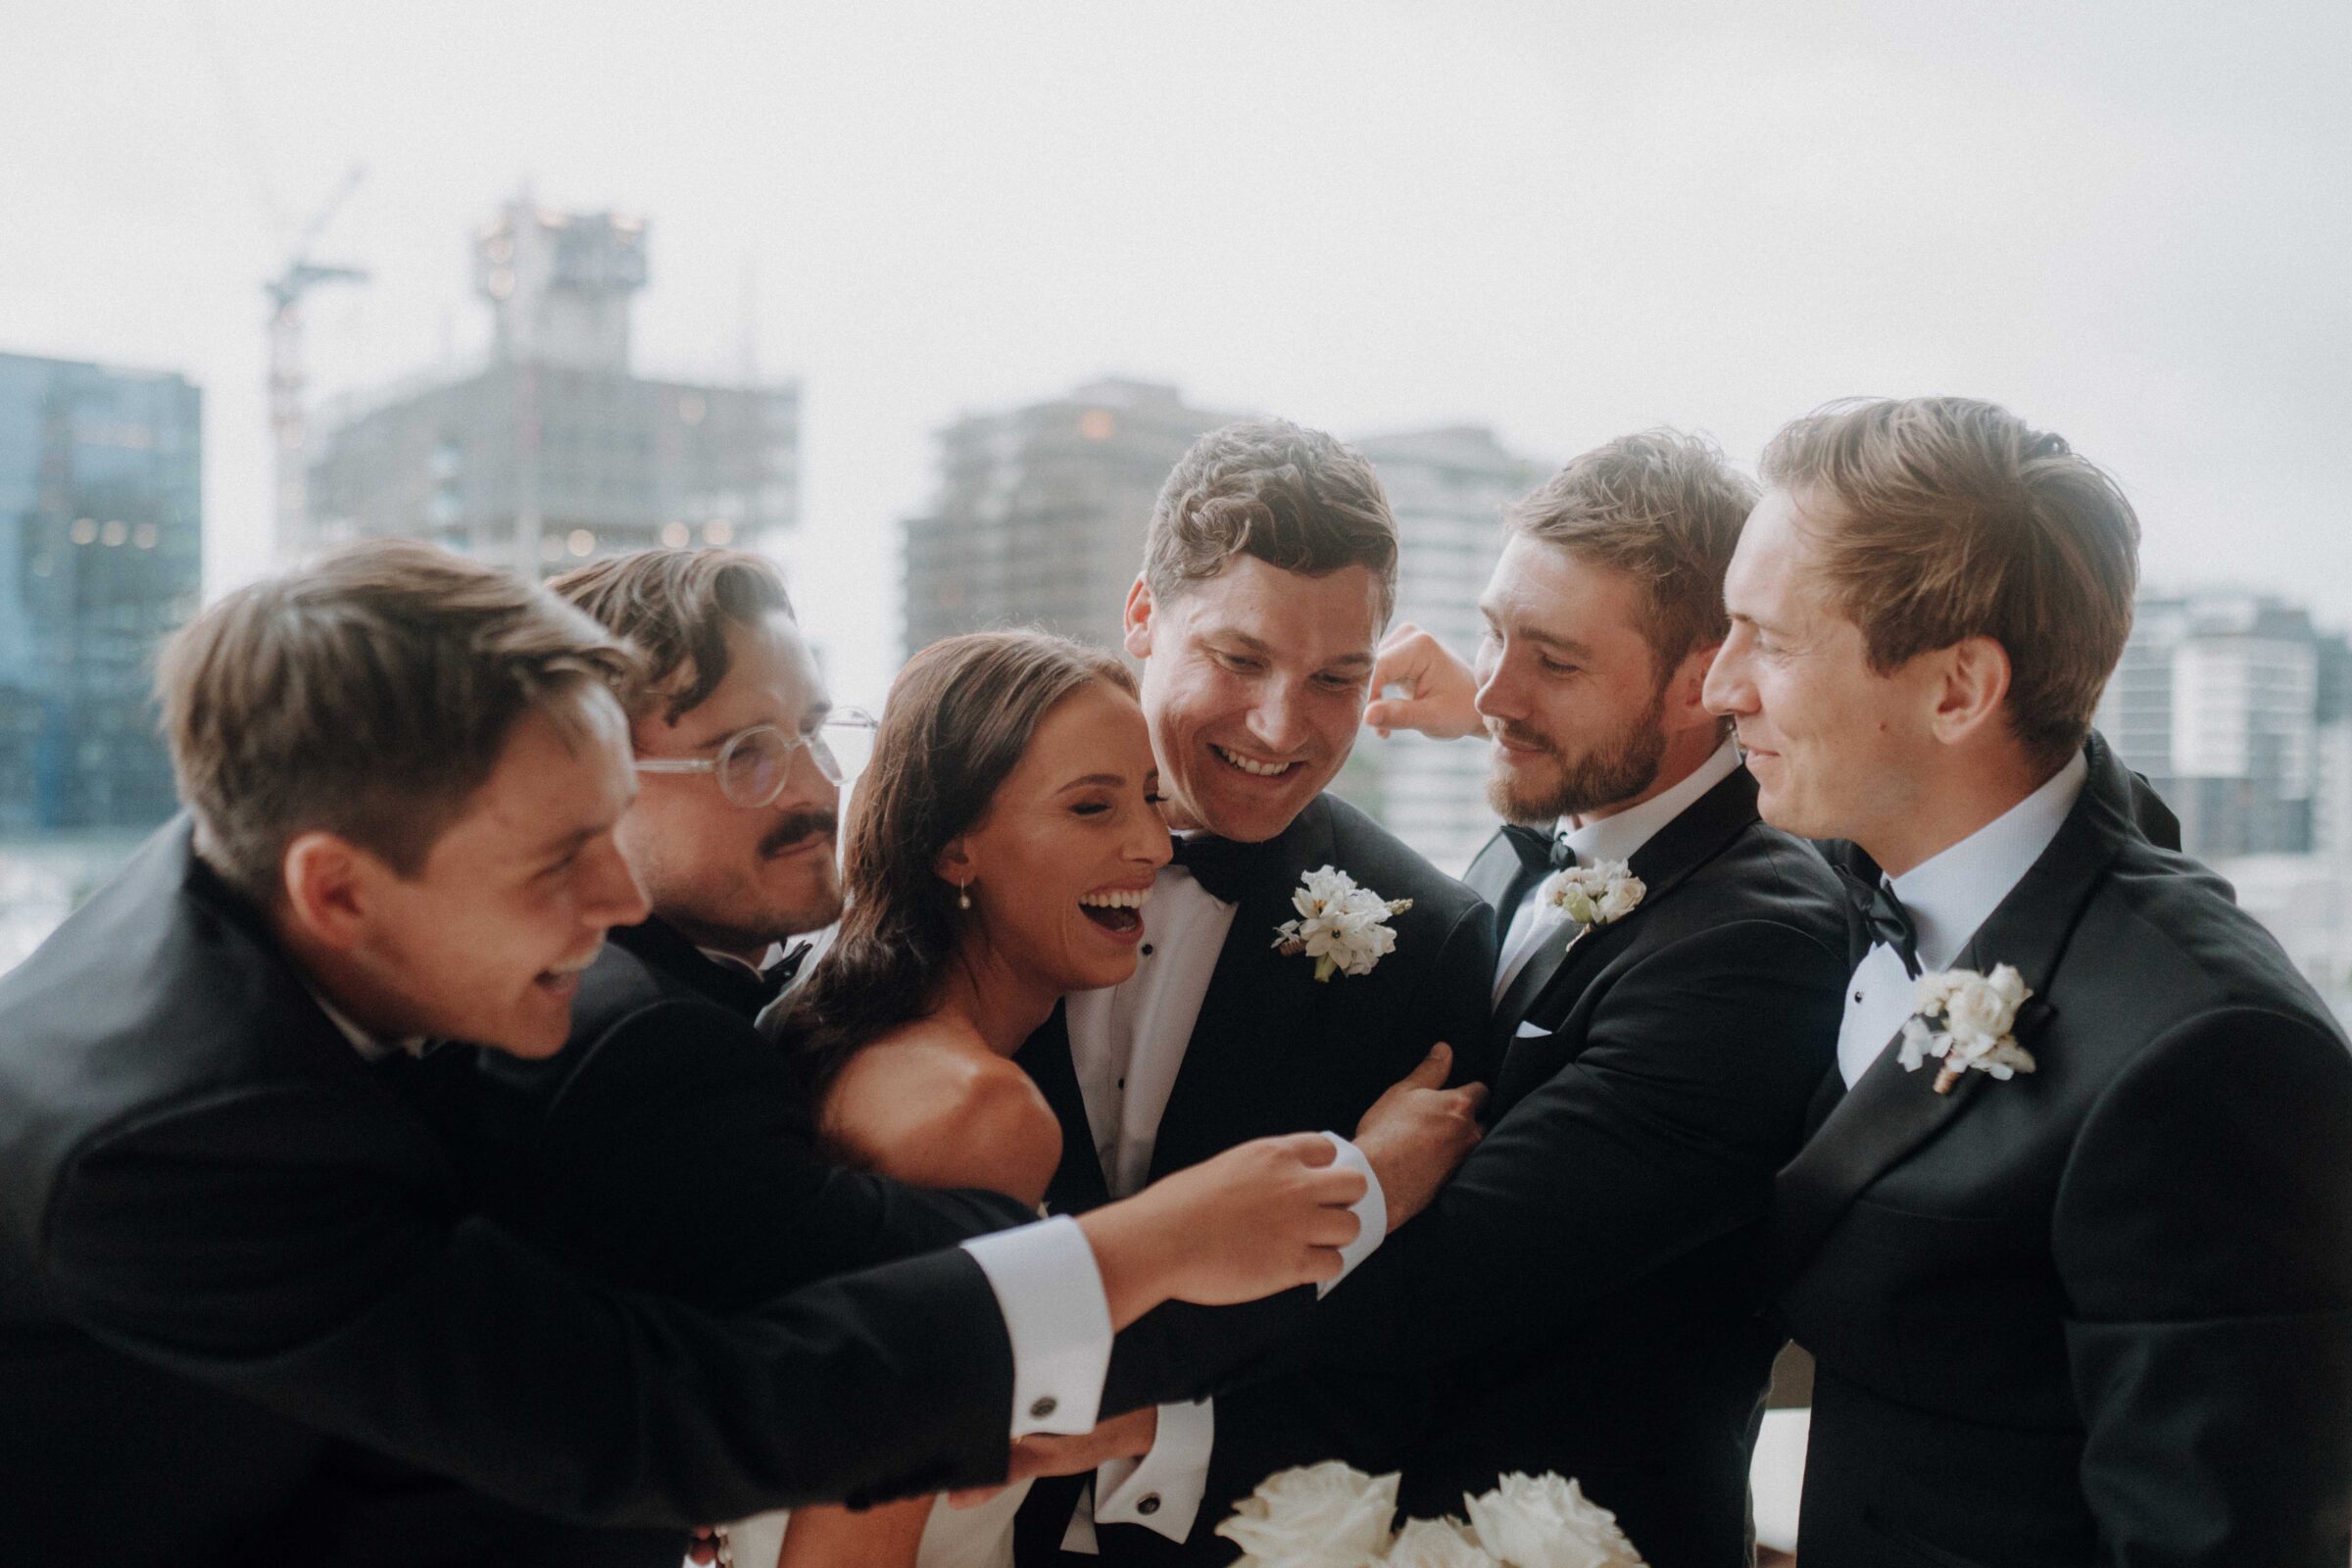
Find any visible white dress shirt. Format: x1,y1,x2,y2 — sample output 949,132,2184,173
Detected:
1836,752,2088,1086
1056,857,1389,1548
1493,738,1745,1001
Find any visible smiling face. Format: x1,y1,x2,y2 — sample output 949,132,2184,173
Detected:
616,612,843,960
1473,533,1680,824
354,689,650,1056
1124,556,1382,843
953,679,1173,995
1705,486,1941,844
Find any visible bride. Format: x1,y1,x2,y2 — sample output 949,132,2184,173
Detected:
726,630,1204,1568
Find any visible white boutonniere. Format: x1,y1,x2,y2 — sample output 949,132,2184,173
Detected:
1538,859,1645,938
1273,865,1414,982
1898,962,2037,1094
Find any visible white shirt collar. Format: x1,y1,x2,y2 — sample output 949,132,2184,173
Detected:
305,984,429,1063
698,942,787,980
1887,750,2088,971
1556,736,1743,867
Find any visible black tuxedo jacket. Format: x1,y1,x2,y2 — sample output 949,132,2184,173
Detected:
0,822,1027,1568
1774,733,2352,1568
274,915,1053,1566
1013,791,1494,1565
1187,763,1848,1568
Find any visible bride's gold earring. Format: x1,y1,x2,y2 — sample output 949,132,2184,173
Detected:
957,876,972,911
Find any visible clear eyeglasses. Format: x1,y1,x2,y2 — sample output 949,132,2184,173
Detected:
633,709,879,808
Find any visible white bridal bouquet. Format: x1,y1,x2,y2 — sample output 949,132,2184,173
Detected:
1215,1461,1645,1568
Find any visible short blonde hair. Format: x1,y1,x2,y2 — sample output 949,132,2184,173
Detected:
159,539,640,906
1762,397,2138,769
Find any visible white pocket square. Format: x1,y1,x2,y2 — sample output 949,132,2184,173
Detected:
1515,1019,1550,1039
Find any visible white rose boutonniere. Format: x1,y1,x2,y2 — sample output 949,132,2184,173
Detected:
1898,961,2036,1094
1215,1460,1399,1568
1461,1472,1646,1568
1538,859,1645,937
1273,865,1414,982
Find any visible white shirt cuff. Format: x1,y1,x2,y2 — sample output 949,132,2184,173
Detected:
960,1215,1112,1437
1319,1131,1386,1297
1094,1397,1216,1542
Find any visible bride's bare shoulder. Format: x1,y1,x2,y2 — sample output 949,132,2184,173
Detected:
821,1019,1062,1207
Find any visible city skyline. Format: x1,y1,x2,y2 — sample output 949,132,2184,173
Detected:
4,2,2347,711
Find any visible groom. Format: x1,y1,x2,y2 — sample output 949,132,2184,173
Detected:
1014,418,1496,1563
1707,397,2352,1566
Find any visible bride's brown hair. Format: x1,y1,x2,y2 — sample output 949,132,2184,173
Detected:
782,629,1135,1094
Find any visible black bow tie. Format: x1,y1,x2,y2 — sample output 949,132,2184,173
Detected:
1170,834,1269,904
1500,823,1577,877
1839,866,1922,979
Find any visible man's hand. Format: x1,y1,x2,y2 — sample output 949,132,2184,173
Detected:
1365,623,1483,740
951,1407,1162,1506
1354,1043,1485,1231
1078,1133,1366,1326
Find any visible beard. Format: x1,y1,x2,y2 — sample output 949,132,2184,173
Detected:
1484,680,1670,824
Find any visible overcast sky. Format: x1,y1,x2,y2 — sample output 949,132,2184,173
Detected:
5,0,2346,705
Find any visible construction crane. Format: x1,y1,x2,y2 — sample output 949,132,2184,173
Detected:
266,166,368,559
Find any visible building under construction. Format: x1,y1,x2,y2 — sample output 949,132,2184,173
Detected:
299,195,799,579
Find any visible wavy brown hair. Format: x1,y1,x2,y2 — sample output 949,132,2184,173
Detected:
781,630,1135,1094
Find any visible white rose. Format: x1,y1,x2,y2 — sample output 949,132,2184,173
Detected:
1382,1517,1498,1568
1462,1474,1644,1568
1896,1015,1940,1073
1594,877,1644,923
1217,1462,1399,1568
1942,972,2021,1043
1913,969,1962,1015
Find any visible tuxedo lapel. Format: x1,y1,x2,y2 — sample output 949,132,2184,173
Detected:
1488,767,1764,1059
1462,833,1523,910
1147,799,1338,1182
1017,1002,1112,1213
1767,738,2133,1287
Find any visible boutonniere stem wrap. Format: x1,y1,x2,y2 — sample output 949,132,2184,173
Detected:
1273,865,1413,982
1899,962,2036,1094
1539,858,1645,937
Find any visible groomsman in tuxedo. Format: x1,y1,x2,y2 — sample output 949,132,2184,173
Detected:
1705,397,2352,1567
1170,431,1851,1568
1013,419,1496,1563
0,541,1376,1568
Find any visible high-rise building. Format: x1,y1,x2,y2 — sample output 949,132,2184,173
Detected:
302,195,799,581
1354,426,1548,873
2096,591,2324,858
0,351,201,832
902,378,1235,657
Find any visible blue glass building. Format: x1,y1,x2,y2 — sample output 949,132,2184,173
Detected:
0,352,202,832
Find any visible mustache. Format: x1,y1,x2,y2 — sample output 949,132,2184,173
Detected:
1488,720,1559,757
760,809,839,857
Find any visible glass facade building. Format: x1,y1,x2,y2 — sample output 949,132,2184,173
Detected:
0,352,202,832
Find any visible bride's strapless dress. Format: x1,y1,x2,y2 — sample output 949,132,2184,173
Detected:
719,1474,1030,1568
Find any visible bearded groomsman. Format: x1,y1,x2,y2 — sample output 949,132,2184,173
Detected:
1013,418,1494,1565
1706,397,2352,1567
1169,431,1850,1568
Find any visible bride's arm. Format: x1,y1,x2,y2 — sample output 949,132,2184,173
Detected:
770,1041,1062,1568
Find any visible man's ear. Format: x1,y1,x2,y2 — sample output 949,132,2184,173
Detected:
1122,576,1155,662
279,831,376,952
1930,634,2014,745
1663,641,1722,734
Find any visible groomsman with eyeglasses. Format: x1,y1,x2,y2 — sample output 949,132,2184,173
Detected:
1705,397,2352,1567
